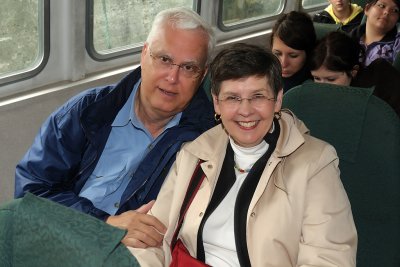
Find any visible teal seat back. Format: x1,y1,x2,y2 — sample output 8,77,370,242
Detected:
352,0,368,8
393,51,400,72
0,199,18,267
201,72,212,102
0,194,140,267
313,22,340,40
282,82,400,267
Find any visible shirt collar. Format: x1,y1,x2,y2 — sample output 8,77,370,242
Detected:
112,79,141,127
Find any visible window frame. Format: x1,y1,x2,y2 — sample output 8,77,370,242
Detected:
217,0,285,32
0,0,50,87
301,0,329,12
86,0,201,61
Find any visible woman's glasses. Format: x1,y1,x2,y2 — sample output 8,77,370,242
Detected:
217,94,276,109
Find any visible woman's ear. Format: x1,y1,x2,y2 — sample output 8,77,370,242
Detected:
351,65,359,78
274,89,284,113
212,93,220,115
364,3,372,14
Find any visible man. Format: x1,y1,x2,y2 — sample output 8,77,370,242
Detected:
14,7,215,248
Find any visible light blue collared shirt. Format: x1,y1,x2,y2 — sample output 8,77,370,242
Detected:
79,80,182,215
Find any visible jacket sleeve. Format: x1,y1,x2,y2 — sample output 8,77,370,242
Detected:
128,148,193,266
14,94,110,220
297,144,357,267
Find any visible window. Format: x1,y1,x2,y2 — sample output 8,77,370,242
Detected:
302,0,328,9
219,0,284,30
88,0,197,60
0,0,49,86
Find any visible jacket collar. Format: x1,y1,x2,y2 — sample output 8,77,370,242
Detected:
185,109,308,196
81,67,215,142
351,23,398,43
81,67,141,140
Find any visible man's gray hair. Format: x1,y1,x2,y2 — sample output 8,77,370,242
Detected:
146,7,215,65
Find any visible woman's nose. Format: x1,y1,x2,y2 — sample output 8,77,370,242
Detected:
280,56,289,68
237,98,254,115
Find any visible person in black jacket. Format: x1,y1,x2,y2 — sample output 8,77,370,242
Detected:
313,0,364,32
310,31,400,116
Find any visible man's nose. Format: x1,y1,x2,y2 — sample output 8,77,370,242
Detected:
166,64,180,83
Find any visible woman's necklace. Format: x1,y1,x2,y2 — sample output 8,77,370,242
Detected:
234,163,252,173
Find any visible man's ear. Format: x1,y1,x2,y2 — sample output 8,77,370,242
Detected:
141,42,149,63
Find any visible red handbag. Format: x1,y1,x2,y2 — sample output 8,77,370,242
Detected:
169,160,210,267
170,239,210,267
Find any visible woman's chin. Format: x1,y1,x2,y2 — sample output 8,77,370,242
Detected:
281,73,293,78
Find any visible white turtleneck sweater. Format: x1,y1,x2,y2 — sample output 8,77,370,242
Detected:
202,138,269,267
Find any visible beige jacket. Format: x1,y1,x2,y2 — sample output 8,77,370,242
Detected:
129,110,357,267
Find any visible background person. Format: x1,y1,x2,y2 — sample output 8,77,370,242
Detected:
313,0,364,32
14,7,215,248
310,31,400,115
270,11,317,93
129,43,357,267
350,0,400,66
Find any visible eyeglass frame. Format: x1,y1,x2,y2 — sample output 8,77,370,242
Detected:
216,94,277,108
148,49,204,78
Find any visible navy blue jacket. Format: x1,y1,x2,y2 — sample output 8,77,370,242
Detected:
15,67,215,220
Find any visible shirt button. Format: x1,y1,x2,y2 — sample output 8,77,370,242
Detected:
199,212,204,217
250,212,256,217
207,164,212,169
114,202,120,208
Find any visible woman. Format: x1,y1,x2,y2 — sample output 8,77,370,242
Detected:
311,31,400,115
271,11,317,93
129,43,357,267
350,0,400,66
313,0,364,32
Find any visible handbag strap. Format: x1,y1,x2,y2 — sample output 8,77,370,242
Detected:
170,160,205,251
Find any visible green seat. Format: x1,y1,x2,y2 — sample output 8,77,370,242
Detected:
201,72,212,102
282,82,400,267
313,22,340,40
0,199,18,267
352,0,368,8
0,194,140,267
393,51,400,72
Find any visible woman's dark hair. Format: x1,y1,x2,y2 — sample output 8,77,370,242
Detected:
270,11,316,58
310,31,362,75
210,43,282,98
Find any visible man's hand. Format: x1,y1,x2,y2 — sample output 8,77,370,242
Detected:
106,200,167,248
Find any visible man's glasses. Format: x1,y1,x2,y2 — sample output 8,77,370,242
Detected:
149,50,203,79
217,94,276,109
